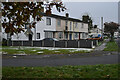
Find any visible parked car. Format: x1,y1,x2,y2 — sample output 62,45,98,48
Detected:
42,38,59,41
87,34,102,40
87,37,102,40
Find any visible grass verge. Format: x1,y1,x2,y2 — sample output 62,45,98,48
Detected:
2,46,92,55
104,41,118,51
2,64,119,78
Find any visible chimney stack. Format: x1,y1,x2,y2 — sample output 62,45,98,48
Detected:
66,13,69,17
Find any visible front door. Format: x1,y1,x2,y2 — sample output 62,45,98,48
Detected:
29,34,32,41
69,33,72,40
79,33,80,40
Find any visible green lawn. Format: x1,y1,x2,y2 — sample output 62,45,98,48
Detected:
104,41,118,51
2,64,119,78
2,46,92,55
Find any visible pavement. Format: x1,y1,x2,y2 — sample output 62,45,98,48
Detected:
94,39,109,51
2,39,119,67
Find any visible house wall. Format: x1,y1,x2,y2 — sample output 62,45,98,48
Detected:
114,32,119,37
68,21,73,31
89,28,102,38
74,22,79,32
56,19,65,31
90,28,102,34
9,16,56,41
79,23,88,33
2,26,30,41
55,19,65,40
11,30,28,40
2,15,89,41
36,16,56,40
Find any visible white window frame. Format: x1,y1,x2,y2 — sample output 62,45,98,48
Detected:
46,17,51,25
74,33,79,39
58,32,63,39
45,32,53,38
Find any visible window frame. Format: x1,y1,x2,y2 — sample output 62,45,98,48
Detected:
45,32,53,38
57,19,61,26
81,23,84,28
70,22,72,30
37,33,40,39
65,21,68,26
75,22,78,28
58,32,63,39
46,17,51,25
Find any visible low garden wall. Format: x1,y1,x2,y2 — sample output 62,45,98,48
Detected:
6,39,99,48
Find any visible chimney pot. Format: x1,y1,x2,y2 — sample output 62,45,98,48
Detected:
66,13,69,17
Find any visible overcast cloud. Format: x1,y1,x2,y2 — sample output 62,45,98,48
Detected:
52,2,118,29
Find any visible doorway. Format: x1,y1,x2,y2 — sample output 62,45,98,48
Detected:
69,33,72,40
29,34,32,41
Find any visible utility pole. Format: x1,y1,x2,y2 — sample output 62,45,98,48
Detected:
0,1,2,47
101,17,104,38
118,1,120,38
34,24,36,40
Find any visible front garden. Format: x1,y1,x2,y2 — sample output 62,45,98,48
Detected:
2,46,92,55
2,64,119,78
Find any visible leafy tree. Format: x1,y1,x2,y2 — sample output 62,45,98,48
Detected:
104,22,119,41
1,1,66,35
82,15,93,33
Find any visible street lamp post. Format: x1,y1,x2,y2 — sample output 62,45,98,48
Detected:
101,17,104,39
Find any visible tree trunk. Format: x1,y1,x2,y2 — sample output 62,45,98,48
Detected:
110,32,114,42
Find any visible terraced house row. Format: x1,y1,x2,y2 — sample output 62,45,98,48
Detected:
2,13,89,41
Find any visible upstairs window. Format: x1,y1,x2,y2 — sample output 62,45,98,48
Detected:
70,22,72,30
57,19,61,26
75,22,78,28
65,21,68,26
25,24,29,29
82,23,84,28
46,18,51,25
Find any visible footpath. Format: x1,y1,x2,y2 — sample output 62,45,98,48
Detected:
94,39,109,51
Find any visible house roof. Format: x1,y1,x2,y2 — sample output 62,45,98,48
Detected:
41,13,88,24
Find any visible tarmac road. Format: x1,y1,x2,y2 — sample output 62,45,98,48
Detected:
2,51,118,67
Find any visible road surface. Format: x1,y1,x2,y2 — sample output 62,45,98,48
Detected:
2,51,118,67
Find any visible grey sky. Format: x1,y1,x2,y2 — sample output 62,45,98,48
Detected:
52,2,118,29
